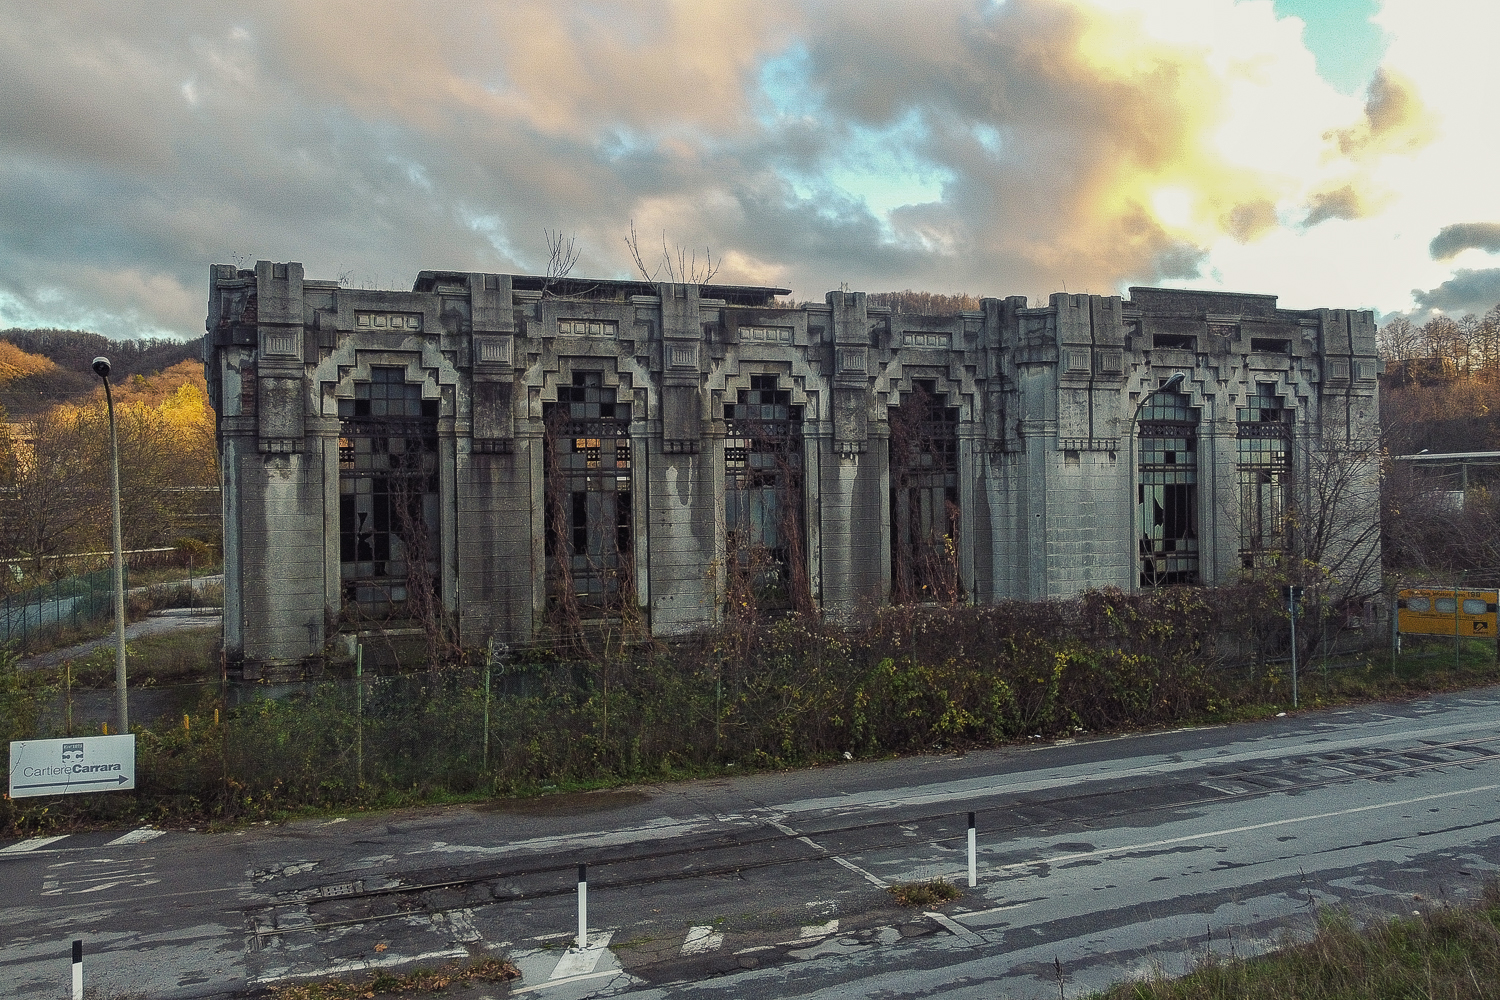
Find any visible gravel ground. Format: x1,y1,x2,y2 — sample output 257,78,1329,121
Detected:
17,575,222,672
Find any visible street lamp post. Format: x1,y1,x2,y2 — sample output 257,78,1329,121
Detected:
92,357,128,733
1130,371,1188,591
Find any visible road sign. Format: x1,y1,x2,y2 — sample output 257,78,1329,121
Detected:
8,735,135,799
1397,588,1499,637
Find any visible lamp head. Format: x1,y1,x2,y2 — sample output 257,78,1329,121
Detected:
91,356,112,380
1163,371,1187,392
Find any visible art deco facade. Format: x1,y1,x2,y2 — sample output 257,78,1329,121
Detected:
205,262,1381,671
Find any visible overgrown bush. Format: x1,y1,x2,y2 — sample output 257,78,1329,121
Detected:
0,581,1472,835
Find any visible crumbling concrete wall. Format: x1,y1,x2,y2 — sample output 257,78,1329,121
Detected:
206,263,1381,673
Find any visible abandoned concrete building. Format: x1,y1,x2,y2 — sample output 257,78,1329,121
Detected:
204,262,1381,670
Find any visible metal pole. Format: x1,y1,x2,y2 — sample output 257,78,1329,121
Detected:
1455,573,1463,672
95,360,128,733
483,659,492,773
355,642,364,786
1289,588,1299,709
967,812,977,888
577,863,588,950
1391,586,1399,677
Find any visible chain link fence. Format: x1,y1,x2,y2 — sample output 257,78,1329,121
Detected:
0,567,128,652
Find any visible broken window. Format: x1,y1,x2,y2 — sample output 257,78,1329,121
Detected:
1237,384,1292,570
890,381,960,603
543,372,632,615
725,375,806,611
338,367,440,619
1137,388,1200,587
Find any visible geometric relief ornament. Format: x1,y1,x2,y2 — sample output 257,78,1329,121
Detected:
356,311,423,332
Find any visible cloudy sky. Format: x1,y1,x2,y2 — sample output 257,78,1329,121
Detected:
2,0,1497,341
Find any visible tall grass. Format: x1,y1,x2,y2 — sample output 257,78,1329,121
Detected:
1091,883,1500,999
4,584,1498,835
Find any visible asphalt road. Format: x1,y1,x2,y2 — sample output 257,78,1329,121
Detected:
4,687,1500,999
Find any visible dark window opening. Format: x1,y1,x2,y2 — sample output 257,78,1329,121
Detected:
543,372,633,615
725,374,807,612
1237,384,1292,569
1138,388,1200,587
338,367,440,620
890,380,960,603
1153,334,1197,350
1251,338,1291,355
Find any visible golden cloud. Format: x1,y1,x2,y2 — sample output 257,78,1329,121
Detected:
1326,67,1436,160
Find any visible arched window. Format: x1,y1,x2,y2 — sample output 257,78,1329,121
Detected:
890,381,960,602
1137,388,1200,586
1237,384,1293,570
543,372,632,614
724,375,806,611
338,367,440,619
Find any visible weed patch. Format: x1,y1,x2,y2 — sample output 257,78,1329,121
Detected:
889,879,961,908
1089,882,1500,999
265,958,518,1000
6,583,1500,836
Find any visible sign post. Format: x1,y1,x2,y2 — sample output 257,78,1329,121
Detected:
1283,586,1303,708
8,735,135,798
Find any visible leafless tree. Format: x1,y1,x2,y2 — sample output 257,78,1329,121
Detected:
543,229,581,289
624,218,720,285
1291,437,1384,600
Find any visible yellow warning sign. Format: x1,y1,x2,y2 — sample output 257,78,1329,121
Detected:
1398,588,1499,637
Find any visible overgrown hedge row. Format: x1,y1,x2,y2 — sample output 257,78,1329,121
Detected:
2,583,1311,833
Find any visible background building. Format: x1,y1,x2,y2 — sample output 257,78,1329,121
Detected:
205,263,1380,673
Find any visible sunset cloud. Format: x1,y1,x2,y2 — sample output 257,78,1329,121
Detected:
0,0,1494,339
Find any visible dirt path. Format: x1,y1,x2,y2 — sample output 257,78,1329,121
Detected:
18,585,222,673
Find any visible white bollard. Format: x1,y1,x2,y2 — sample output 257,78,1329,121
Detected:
71,940,83,1000
967,812,977,888
577,864,588,950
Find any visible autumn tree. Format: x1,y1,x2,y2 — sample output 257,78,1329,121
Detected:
0,384,219,576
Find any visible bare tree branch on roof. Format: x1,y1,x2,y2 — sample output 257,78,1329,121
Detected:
624,218,719,285
543,229,581,291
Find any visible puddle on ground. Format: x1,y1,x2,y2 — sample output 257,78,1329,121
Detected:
479,789,651,816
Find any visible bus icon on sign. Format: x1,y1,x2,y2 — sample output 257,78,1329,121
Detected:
62,743,84,762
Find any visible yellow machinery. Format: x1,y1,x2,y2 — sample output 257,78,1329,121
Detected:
1397,588,1499,637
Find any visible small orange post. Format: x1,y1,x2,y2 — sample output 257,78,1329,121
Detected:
102,722,108,735
183,714,190,733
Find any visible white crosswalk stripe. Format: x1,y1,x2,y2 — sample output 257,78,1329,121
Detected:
550,930,614,979
680,925,724,956
106,827,166,846
0,836,67,855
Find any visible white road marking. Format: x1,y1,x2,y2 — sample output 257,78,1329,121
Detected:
799,919,838,939
40,856,160,895
997,781,1500,874
549,929,614,979
249,948,469,985
433,908,482,943
831,854,889,888
0,836,67,855
106,827,165,846
769,718,1500,817
925,910,983,943
771,820,890,888
680,925,724,956
413,816,720,859
513,969,633,994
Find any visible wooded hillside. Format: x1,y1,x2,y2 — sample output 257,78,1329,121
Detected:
0,329,201,417
1379,305,1500,578
0,330,216,585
